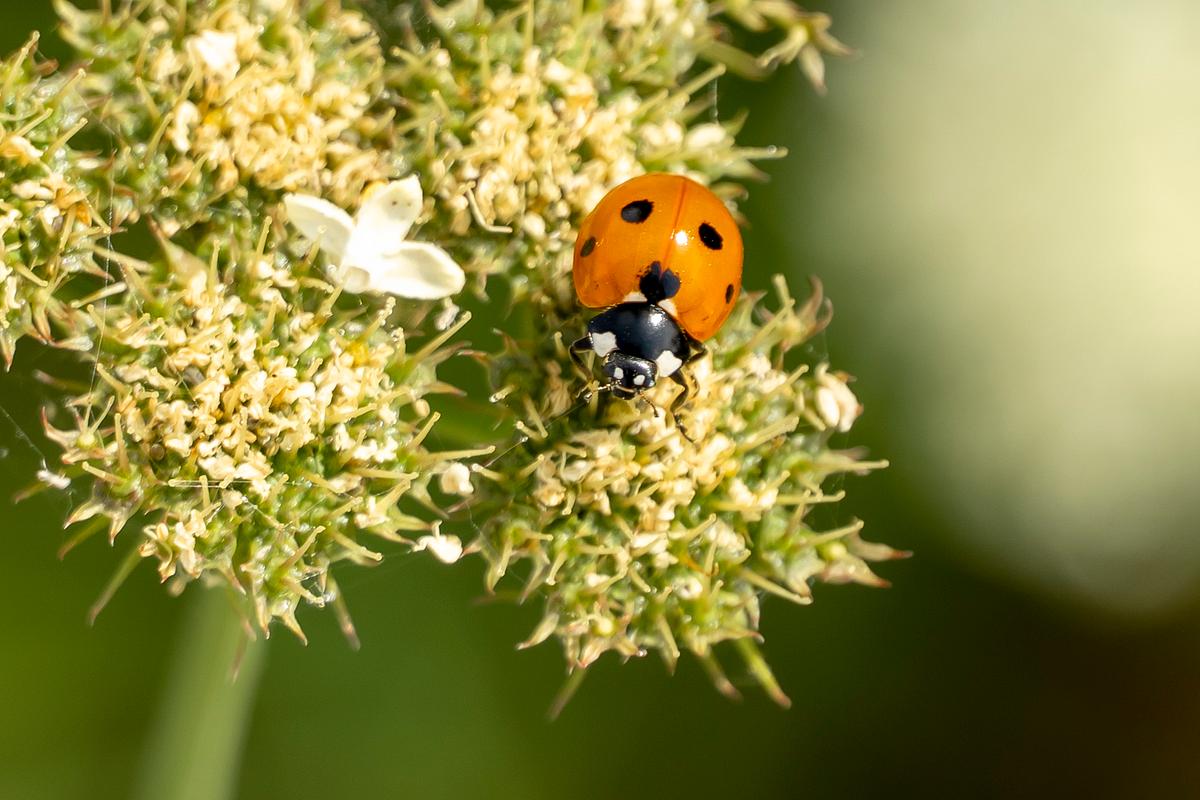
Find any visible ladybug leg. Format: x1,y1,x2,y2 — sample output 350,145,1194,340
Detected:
667,342,707,442
570,336,603,403
667,371,696,442
668,371,692,413
569,335,592,374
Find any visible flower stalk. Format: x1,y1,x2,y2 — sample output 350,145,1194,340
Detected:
133,589,266,800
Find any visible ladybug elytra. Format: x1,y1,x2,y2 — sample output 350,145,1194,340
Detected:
570,173,743,409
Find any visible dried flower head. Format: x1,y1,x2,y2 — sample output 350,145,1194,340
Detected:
0,35,109,365
58,0,396,234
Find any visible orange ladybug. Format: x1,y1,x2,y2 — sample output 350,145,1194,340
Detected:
570,173,743,407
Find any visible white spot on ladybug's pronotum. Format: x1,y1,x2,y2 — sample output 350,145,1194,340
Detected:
658,298,678,317
613,367,625,381
633,373,646,386
656,351,683,377
591,331,618,357
622,290,647,303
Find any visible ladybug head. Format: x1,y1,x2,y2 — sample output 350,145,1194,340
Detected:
602,352,657,397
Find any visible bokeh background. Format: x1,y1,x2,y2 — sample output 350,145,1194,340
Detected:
3,1,1200,797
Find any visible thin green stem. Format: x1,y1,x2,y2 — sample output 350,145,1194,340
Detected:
133,589,267,800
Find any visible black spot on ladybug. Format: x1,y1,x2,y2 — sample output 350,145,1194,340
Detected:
580,236,596,256
640,261,681,303
725,283,735,303
699,222,723,250
621,199,654,223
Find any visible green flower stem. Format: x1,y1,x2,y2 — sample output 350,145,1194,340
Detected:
133,589,266,800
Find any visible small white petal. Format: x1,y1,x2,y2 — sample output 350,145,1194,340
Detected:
355,242,465,299
0,135,42,164
685,123,728,149
815,386,843,431
815,367,861,432
438,463,474,496
284,194,354,264
339,266,373,294
434,300,461,331
414,533,464,564
345,177,423,264
185,31,240,82
37,470,71,490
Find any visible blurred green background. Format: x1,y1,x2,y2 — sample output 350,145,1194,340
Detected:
4,1,1200,797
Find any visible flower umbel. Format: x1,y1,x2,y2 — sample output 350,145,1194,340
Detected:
20,0,477,639
3,0,893,702
58,0,395,234
46,231,472,636
367,0,889,700
476,279,897,704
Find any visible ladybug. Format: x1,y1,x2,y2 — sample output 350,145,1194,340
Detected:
570,173,743,411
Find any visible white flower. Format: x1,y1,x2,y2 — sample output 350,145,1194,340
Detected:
814,365,861,433
684,123,728,150
168,101,199,152
284,177,465,299
413,531,465,564
0,134,42,164
185,31,240,82
438,462,474,496
36,470,71,490
433,299,461,331
0,209,18,236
